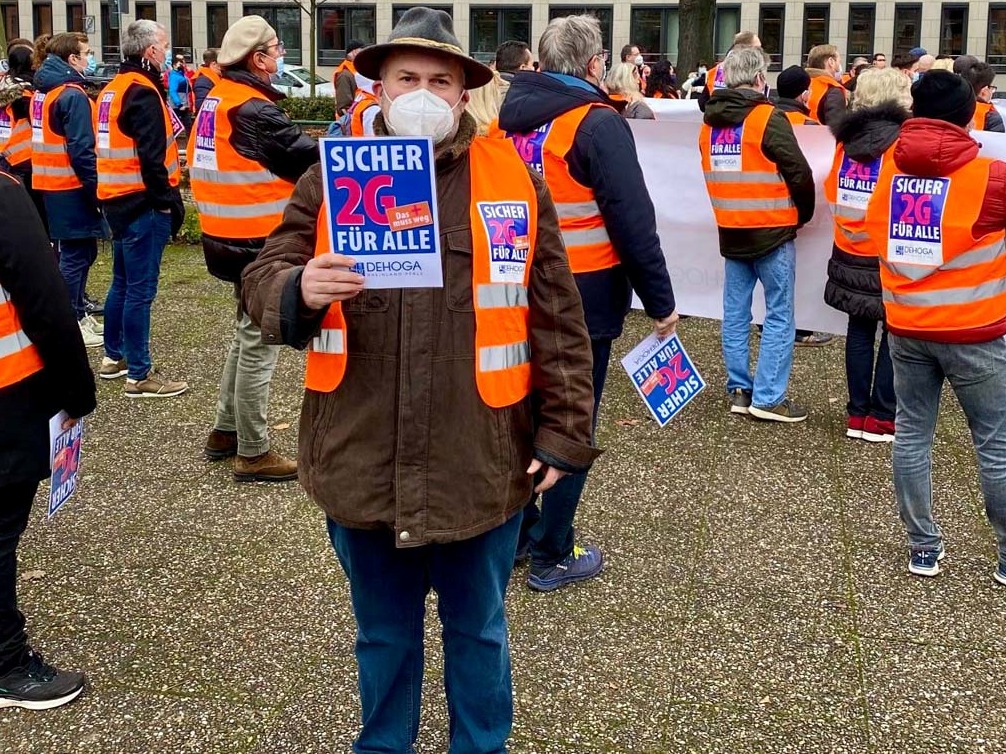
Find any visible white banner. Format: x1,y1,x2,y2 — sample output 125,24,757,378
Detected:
630,99,1006,335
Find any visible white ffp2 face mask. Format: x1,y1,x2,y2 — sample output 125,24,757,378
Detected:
383,88,461,143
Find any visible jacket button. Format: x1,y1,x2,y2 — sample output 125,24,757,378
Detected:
399,531,410,542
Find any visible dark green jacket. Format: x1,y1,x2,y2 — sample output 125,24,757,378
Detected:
704,88,815,260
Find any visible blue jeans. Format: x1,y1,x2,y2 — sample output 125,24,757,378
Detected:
103,210,171,380
890,334,1006,565
722,241,796,409
846,316,895,422
327,514,520,754
57,238,98,320
519,337,611,568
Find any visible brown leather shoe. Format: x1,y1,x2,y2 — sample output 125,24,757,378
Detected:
204,429,238,461
233,451,298,483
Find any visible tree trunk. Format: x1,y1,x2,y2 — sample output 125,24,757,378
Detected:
0,14,7,58
309,0,317,97
677,0,716,78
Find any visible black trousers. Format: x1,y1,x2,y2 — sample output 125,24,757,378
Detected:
0,479,38,674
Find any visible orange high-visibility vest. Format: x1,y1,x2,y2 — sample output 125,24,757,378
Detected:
705,64,727,93
189,78,293,239
974,101,993,131
863,155,1006,335
826,143,895,256
507,103,619,273
334,59,356,79
31,84,95,191
95,72,181,201
807,75,847,124
485,118,506,139
349,91,379,137
305,137,538,408
699,103,798,229
0,276,44,389
783,110,818,127
195,65,221,90
0,91,33,168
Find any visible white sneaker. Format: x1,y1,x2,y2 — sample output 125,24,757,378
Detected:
82,313,103,335
78,319,103,349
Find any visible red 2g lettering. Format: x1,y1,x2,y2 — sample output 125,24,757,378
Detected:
334,176,396,226
487,218,517,246
898,193,933,225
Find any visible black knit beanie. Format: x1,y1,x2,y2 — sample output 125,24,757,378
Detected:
911,70,976,127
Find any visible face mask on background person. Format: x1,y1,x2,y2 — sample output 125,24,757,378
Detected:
698,65,707,75
912,71,921,83
634,55,644,67
84,52,96,75
275,55,285,76
382,88,462,143
164,48,173,72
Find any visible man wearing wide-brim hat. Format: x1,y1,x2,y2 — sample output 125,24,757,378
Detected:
241,7,599,751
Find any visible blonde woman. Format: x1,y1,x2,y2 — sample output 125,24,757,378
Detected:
605,62,655,119
825,66,911,443
466,71,502,135
930,57,955,72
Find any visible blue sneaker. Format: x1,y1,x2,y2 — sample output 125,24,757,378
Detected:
527,544,604,592
908,544,945,577
993,564,1006,587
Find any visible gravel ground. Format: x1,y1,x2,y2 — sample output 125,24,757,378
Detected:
4,244,1006,753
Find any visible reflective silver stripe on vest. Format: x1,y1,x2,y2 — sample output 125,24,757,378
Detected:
195,198,289,219
883,239,1006,282
33,164,77,177
479,341,530,372
1,141,30,160
0,285,11,302
166,160,180,175
9,121,29,135
0,328,35,358
703,171,785,184
560,226,611,248
709,196,796,211
311,328,345,355
189,167,281,185
97,170,144,186
31,142,68,155
554,200,600,220
477,283,528,309
882,275,1006,307
829,203,866,220
837,225,871,245
97,146,139,159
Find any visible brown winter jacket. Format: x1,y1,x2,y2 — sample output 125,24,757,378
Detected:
242,113,600,546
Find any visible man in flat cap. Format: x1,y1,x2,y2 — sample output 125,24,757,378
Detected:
190,15,317,482
242,7,598,752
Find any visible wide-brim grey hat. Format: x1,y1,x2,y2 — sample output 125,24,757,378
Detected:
355,7,494,90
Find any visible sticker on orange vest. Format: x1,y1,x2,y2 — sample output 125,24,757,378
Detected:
192,97,221,170
713,66,726,89
0,108,11,141
168,108,185,139
30,91,44,144
477,201,531,284
709,124,743,172
509,124,552,176
96,91,113,150
838,154,882,210
888,175,949,267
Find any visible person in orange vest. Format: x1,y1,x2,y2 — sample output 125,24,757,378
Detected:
775,65,818,126
499,14,677,591
0,39,46,230
805,44,849,126
644,59,680,99
700,47,815,422
96,20,188,398
191,15,318,482
30,33,107,350
0,169,96,710
334,39,367,117
861,71,1006,584
241,8,596,749
699,29,761,112
824,67,911,444
192,48,221,113
344,73,381,135
956,57,1005,133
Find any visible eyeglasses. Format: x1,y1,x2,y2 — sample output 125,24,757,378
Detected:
262,41,286,55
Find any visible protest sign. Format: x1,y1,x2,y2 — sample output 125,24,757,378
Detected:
319,136,442,289
621,333,706,427
48,412,83,519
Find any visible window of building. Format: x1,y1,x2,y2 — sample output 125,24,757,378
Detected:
802,4,829,60
940,4,968,57
469,8,531,64
135,2,155,21
548,6,613,55
67,2,84,32
101,2,120,59
33,3,52,36
393,5,451,26
243,4,302,64
989,6,1006,72
629,7,679,63
207,4,228,48
2,3,18,40
715,6,741,58
758,5,785,71
171,3,192,60
317,5,376,66
893,5,922,57
847,4,876,67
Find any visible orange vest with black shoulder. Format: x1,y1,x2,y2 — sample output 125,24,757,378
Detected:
783,110,818,127
699,103,798,229
506,103,619,273
863,154,1006,335
304,137,538,409
95,72,181,201
807,75,847,123
31,83,96,191
189,78,293,239
0,91,33,168
826,143,895,257
974,101,994,131
195,65,221,90
0,230,44,389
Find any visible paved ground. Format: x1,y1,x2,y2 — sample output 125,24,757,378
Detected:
5,243,1006,753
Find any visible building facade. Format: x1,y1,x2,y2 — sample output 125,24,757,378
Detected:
3,0,1005,78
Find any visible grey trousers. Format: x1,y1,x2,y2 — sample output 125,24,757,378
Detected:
214,312,280,457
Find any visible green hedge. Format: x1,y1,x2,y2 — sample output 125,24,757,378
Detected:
279,96,336,122
176,203,202,244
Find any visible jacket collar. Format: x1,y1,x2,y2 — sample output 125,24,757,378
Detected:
222,68,284,102
119,57,167,96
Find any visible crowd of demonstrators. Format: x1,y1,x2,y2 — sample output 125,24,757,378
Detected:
499,14,677,591
190,16,318,482
645,59,679,99
192,48,221,112
606,62,655,119
332,39,366,117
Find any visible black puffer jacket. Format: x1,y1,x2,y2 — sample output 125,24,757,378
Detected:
201,69,318,283
824,102,909,320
